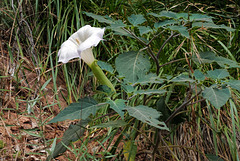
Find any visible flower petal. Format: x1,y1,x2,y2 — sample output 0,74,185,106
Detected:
78,35,104,53
80,48,95,66
76,26,105,52
58,25,105,64
58,40,79,63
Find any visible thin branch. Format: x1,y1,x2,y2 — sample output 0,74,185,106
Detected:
157,31,177,59
165,90,202,124
146,47,157,62
147,30,165,45
159,58,186,68
147,48,160,75
121,27,161,74
152,92,204,160
121,27,147,45
187,98,205,106
152,87,195,161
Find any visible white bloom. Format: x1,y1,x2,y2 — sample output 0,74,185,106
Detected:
58,25,105,65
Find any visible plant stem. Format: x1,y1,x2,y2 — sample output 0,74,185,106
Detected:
156,32,179,59
90,60,116,93
165,90,202,124
159,58,186,68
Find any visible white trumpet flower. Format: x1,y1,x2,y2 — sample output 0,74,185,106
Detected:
58,25,115,92
58,25,104,65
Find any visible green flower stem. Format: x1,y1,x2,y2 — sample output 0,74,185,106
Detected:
89,60,116,92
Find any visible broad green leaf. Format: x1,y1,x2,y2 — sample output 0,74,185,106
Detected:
133,73,165,85
156,97,170,121
96,85,112,94
123,140,137,161
202,87,230,109
97,61,114,74
192,22,235,32
164,74,173,80
115,51,151,83
167,25,189,38
148,12,161,18
154,20,177,28
171,73,195,82
109,20,126,28
47,120,89,160
159,11,177,18
107,99,126,119
121,83,135,93
106,20,129,36
134,89,166,95
175,13,188,19
189,14,213,22
110,27,133,37
137,26,152,36
91,120,127,128
206,154,224,161
126,105,169,130
194,70,205,81
48,97,99,123
133,73,162,84
226,80,240,92
128,14,146,26
149,11,177,19
84,12,114,24
207,69,230,80
214,56,240,68
192,51,216,64
192,52,240,68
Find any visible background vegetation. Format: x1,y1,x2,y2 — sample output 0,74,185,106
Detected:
0,0,239,160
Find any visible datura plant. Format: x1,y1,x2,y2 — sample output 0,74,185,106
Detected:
58,25,115,92
49,10,238,161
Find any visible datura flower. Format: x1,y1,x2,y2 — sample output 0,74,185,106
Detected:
58,25,115,92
